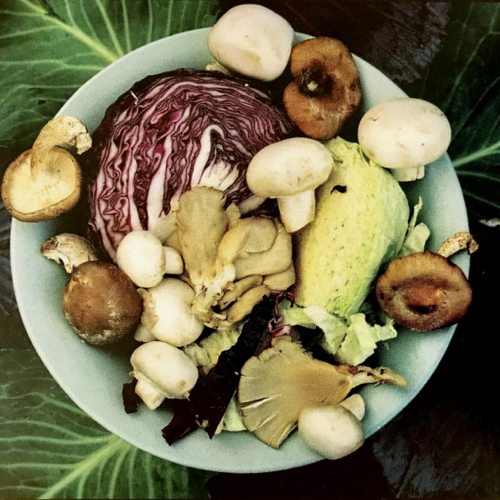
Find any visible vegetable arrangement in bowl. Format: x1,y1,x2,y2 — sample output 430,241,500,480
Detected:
4,4,475,470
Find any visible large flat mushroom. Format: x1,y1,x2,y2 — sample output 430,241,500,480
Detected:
283,37,362,140
376,251,472,331
1,116,91,222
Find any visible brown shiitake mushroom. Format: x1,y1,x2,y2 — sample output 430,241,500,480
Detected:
283,37,361,140
375,251,472,332
62,261,142,346
1,116,91,222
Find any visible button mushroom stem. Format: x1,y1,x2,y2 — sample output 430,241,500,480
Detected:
437,231,479,258
246,138,334,233
391,165,426,182
339,393,365,421
277,190,316,233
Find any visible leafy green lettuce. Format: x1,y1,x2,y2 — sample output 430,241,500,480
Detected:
398,198,430,258
279,300,397,366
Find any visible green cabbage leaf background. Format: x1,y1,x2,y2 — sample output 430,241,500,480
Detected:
0,1,499,498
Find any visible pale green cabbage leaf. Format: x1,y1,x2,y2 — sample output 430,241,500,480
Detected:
278,300,397,366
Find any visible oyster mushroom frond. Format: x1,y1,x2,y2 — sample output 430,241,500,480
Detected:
171,187,294,327
238,337,407,449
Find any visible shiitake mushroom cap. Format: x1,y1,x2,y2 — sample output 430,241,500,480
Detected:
62,261,142,346
375,251,472,332
283,37,361,140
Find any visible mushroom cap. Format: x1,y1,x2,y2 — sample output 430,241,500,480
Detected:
116,230,166,288
131,341,199,399
207,4,294,81
246,137,334,198
62,261,142,346
140,277,204,347
298,404,365,460
375,251,472,331
283,37,361,140
358,98,452,170
2,147,81,222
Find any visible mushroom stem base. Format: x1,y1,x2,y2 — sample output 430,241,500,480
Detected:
277,190,315,233
391,165,425,182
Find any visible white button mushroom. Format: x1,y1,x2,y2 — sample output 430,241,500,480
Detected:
140,277,204,347
298,403,365,460
246,138,334,232
130,341,199,410
207,4,294,82
116,230,183,288
357,97,451,181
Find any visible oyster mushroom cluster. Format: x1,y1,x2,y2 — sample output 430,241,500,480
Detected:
166,186,295,328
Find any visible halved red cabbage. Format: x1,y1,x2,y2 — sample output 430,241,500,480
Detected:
86,69,297,259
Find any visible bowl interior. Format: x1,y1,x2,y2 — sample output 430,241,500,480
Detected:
10,28,469,473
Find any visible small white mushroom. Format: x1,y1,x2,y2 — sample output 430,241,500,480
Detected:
298,404,365,460
140,278,204,347
116,230,184,288
41,233,98,273
208,4,294,81
246,138,334,232
116,230,165,288
358,98,451,181
130,341,199,410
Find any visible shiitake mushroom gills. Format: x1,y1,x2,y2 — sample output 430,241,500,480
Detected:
283,37,362,140
375,252,472,331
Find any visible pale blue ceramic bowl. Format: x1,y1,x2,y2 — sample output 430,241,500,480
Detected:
11,29,469,473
